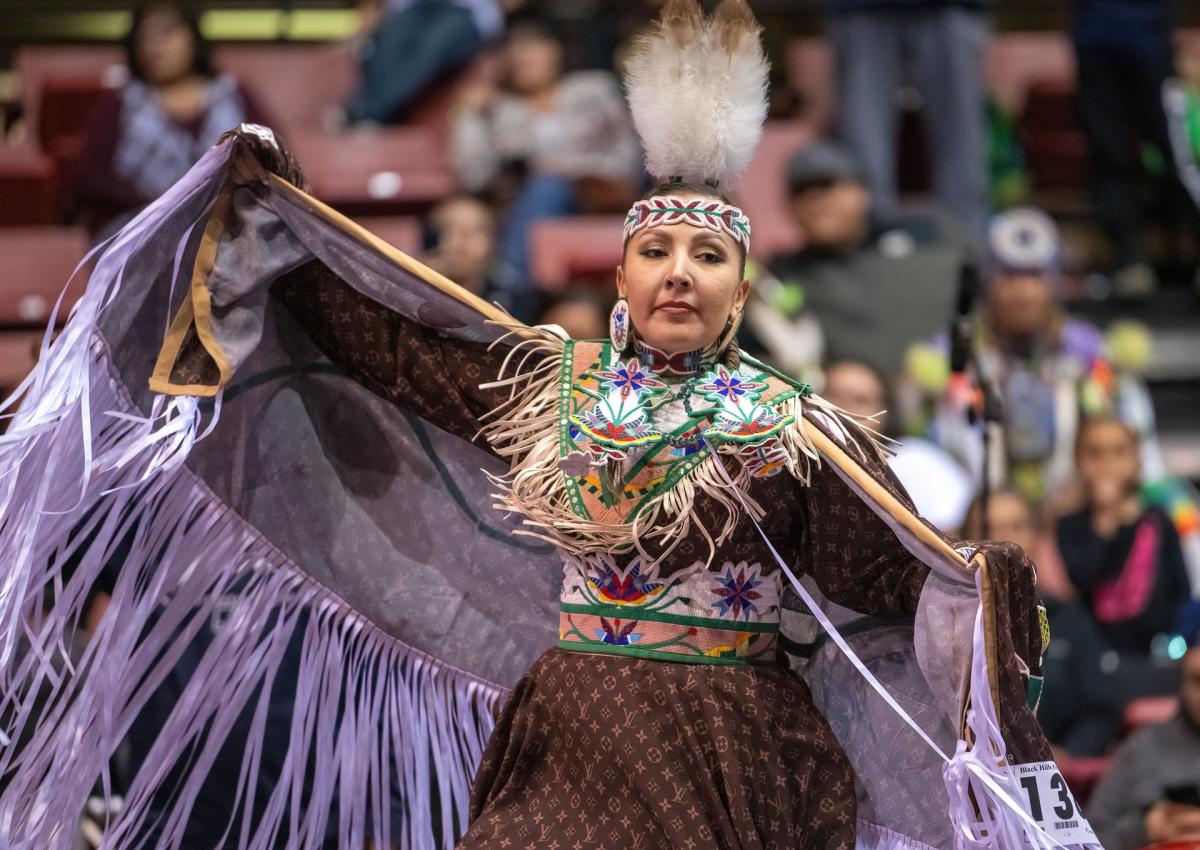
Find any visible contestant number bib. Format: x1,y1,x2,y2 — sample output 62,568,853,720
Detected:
1016,761,1097,846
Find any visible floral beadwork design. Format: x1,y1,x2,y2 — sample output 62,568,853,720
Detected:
558,555,782,664
594,358,664,400
570,356,668,451
710,561,778,621
590,559,664,605
691,365,793,445
596,617,642,645
563,554,698,613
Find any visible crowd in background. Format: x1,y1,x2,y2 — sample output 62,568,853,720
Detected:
4,0,1200,848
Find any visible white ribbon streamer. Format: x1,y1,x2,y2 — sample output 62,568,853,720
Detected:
703,441,1096,849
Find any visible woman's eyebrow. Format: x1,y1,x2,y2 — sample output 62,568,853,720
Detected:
691,233,729,251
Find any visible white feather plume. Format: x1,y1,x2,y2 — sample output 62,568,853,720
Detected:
623,0,769,188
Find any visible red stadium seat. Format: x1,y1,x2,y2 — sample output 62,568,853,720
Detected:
1055,754,1112,807
984,33,1076,116
0,227,89,326
358,216,422,255
734,121,813,260
529,217,625,291
288,128,453,215
37,76,113,161
0,331,43,393
0,149,58,226
1020,79,1090,193
1123,696,1180,734
214,43,358,137
15,46,123,150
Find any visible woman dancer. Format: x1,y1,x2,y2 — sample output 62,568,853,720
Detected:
0,2,1084,849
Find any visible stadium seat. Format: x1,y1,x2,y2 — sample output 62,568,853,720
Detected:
983,33,1075,116
358,216,422,255
1020,79,1090,193
529,217,625,291
784,33,1078,128
15,46,123,145
1055,754,1112,807
735,121,813,260
0,149,57,226
0,331,43,393
1123,696,1180,734
214,43,357,136
288,128,453,214
0,227,89,326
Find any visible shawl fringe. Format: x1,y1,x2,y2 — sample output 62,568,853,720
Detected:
477,330,886,567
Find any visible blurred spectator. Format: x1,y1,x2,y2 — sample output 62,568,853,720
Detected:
826,0,990,240
451,12,641,282
1073,0,1193,299
1088,629,1200,850
963,488,1126,756
1056,418,1191,686
538,288,607,340
420,194,532,323
1163,41,1200,297
746,142,962,377
72,0,269,240
821,358,973,530
903,208,1158,506
342,0,512,126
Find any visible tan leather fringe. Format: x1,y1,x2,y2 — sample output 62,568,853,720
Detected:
479,327,886,567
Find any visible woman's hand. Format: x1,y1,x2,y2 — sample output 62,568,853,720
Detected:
220,124,310,193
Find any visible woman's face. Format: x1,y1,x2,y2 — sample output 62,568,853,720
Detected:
505,31,563,95
135,9,197,86
985,492,1038,554
617,217,749,355
1077,420,1140,505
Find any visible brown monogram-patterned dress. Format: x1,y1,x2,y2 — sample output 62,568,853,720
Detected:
274,262,932,850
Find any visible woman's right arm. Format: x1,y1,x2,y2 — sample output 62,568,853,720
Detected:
271,259,513,453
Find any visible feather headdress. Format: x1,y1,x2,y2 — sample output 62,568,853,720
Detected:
623,0,769,188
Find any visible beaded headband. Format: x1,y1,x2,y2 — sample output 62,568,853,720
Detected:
623,195,752,253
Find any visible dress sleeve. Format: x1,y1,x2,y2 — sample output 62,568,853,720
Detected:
271,259,515,453
798,424,930,617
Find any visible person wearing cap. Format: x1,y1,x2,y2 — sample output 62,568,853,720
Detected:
1087,604,1200,850
902,207,1160,507
740,141,963,380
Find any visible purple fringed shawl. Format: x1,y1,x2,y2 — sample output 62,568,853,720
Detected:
0,137,1100,850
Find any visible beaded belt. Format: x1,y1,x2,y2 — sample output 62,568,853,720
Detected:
556,554,781,665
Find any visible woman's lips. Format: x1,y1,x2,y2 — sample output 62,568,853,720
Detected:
655,300,697,315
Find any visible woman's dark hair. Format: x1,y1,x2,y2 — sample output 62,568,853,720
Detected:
1072,414,1140,463
124,0,214,82
504,10,564,45
820,357,897,438
628,180,748,275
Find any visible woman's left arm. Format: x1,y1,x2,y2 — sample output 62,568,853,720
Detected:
798,425,930,617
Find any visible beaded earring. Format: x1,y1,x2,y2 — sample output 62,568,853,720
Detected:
609,298,630,352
